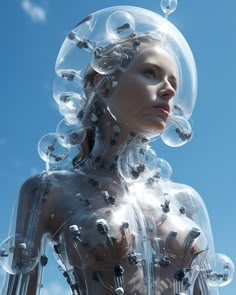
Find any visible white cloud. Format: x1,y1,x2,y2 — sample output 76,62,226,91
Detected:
41,281,71,295
21,0,47,23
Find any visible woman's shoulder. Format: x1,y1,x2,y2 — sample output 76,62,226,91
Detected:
158,180,210,222
19,169,87,214
145,179,206,216
157,179,203,201
20,169,85,196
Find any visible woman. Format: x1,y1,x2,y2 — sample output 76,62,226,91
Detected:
0,6,234,295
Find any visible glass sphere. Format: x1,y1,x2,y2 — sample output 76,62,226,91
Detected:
156,158,173,180
160,0,178,15
53,74,85,111
47,145,81,171
161,116,192,147
58,104,80,125
207,253,235,287
0,235,39,274
56,119,86,148
38,133,70,164
55,14,95,74
91,41,125,74
117,142,158,182
106,11,135,40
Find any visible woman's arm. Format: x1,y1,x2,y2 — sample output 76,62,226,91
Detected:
1,172,50,295
173,183,223,294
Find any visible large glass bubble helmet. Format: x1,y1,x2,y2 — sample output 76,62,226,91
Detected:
53,5,197,153
38,5,197,169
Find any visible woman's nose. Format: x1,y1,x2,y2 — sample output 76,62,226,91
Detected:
158,79,175,100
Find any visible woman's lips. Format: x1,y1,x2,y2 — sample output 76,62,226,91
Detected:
153,104,170,118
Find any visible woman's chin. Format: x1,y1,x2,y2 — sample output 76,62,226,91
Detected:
133,118,166,137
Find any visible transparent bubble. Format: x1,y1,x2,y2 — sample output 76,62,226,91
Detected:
55,15,95,74
106,11,135,41
58,104,80,125
206,253,235,287
91,41,125,74
0,235,39,274
161,116,192,147
57,92,83,114
46,145,81,171
117,142,158,182
56,119,86,148
156,158,173,180
53,73,85,111
38,133,70,164
160,0,178,15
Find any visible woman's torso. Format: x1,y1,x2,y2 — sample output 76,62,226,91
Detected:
41,170,207,294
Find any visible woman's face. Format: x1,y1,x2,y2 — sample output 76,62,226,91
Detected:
106,44,177,135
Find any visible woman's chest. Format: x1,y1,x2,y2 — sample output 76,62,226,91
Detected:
57,193,206,287
47,177,208,294
55,190,207,268
48,178,206,262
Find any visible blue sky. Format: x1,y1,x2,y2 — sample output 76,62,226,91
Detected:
0,0,235,294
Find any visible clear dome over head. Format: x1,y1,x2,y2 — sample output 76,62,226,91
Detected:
55,5,197,122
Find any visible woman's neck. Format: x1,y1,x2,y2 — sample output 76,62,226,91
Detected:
80,118,136,175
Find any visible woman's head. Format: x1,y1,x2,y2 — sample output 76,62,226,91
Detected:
83,36,178,136
41,6,198,169
55,6,197,124
37,6,198,169
108,46,177,134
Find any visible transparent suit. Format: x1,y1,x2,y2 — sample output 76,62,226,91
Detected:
0,5,234,295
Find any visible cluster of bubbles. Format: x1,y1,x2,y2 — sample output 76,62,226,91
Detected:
38,119,87,170
53,73,85,124
117,142,173,183
38,10,140,170
38,72,87,169
159,0,191,149
38,4,196,171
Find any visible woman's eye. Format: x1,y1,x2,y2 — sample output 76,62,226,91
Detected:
143,69,156,79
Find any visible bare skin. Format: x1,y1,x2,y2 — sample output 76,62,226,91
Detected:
106,45,177,134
